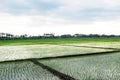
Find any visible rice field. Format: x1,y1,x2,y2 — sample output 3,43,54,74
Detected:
0,42,120,80
40,52,120,80
0,61,60,80
0,44,113,62
67,42,120,49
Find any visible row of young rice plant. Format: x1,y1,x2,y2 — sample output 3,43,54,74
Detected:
40,52,120,80
0,44,113,62
0,61,60,80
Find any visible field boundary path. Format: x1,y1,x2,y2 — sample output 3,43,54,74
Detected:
31,59,75,80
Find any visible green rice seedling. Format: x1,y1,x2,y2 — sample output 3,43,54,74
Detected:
40,52,120,80
0,61,60,80
0,44,113,62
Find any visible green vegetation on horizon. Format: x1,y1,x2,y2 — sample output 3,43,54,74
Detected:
0,38,120,46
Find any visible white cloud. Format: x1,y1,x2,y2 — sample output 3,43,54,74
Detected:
0,12,120,35
0,0,120,35
57,0,120,8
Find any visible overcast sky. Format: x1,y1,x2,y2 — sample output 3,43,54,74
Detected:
0,0,120,35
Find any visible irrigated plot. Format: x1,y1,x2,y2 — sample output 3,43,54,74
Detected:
66,42,120,49
0,44,113,62
0,61,60,80
40,52,120,80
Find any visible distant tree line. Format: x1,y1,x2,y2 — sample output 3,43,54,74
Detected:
0,32,120,40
